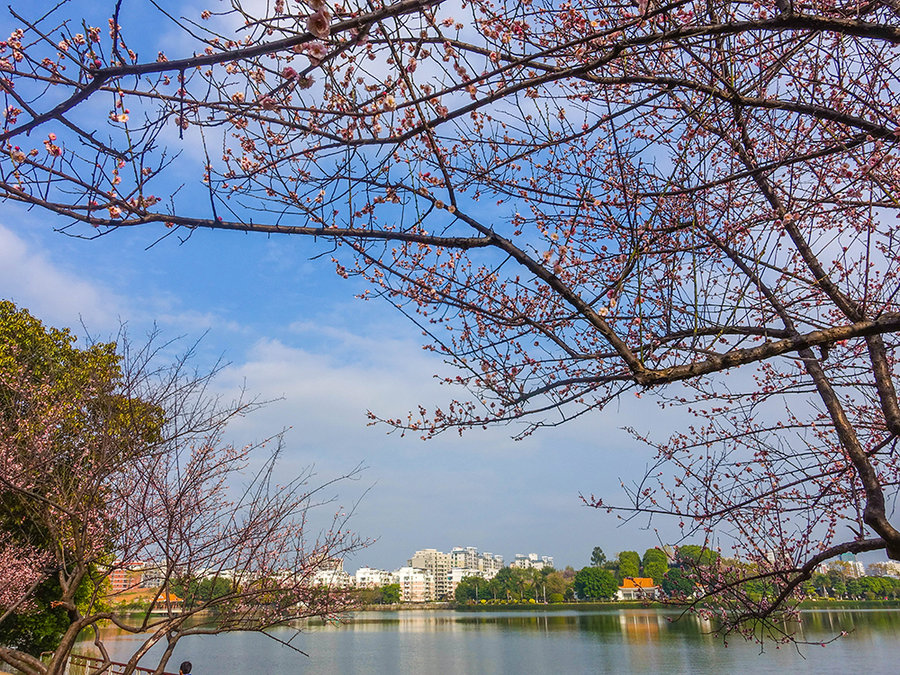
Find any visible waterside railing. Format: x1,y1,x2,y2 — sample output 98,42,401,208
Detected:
66,654,177,675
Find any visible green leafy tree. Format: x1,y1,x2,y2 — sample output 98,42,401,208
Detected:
359,584,401,604
543,571,573,599
454,576,484,603
171,576,234,608
490,567,535,601
0,573,103,657
811,573,831,597
846,578,863,599
0,304,366,675
590,547,607,568
0,301,160,656
827,570,847,598
573,567,617,601
616,551,641,581
800,579,818,598
662,568,694,598
354,587,381,605
380,584,401,604
642,549,669,585
674,545,720,569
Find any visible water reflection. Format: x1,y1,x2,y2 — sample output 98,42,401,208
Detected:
305,606,900,641
79,609,900,675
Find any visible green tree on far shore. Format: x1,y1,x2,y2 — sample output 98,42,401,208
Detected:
574,567,617,600
543,571,574,601
642,549,668,585
616,552,641,581
674,545,719,569
381,584,401,604
355,583,401,605
662,568,694,597
171,576,234,608
454,576,486,603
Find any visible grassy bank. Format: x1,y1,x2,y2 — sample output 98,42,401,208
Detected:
357,602,454,611
356,601,657,611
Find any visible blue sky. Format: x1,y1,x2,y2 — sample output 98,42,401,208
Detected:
1,203,678,572
0,0,690,572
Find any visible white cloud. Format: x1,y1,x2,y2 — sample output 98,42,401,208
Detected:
203,324,677,570
216,334,451,451
0,223,123,330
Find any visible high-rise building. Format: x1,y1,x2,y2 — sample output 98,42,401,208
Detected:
450,546,504,573
393,566,434,602
450,546,478,570
408,548,453,600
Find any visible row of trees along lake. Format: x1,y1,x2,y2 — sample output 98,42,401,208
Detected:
451,546,900,605
454,547,677,603
158,546,900,610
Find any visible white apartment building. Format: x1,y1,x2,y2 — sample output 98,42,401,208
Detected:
311,559,352,588
480,552,504,573
815,559,866,578
867,561,900,578
510,553,554,571
450,546,478,570
355,567,396,588
311,568,353,588
450,546,504,573
393,566,434,602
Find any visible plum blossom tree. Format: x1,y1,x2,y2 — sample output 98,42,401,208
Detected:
0,534,50,611
2,0,900,638
0,302,365,675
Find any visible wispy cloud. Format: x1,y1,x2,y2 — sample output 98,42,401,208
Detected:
206,326,674,570
0,223,124,330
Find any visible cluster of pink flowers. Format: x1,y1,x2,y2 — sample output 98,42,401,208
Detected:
43,132,62,156
0,534,50,611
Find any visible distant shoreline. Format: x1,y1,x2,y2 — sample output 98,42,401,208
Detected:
357,601,668,611
355,599,900,612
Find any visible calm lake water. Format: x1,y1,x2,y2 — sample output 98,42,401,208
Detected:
85,608,900,674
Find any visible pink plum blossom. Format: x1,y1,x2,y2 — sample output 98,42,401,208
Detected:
306,8,332,39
